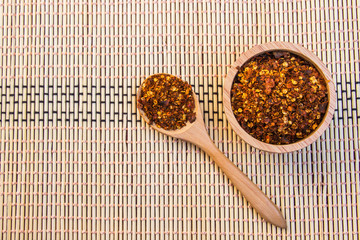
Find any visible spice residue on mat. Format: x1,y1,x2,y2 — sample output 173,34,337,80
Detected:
138,73,196,130
231,51,329,145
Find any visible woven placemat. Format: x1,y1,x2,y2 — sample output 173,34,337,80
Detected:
0,1,359,239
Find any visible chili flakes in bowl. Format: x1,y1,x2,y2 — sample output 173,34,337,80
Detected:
231,51,329,145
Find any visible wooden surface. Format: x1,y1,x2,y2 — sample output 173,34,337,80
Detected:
138,76,286,228
223,42,337,153
0,1,359,239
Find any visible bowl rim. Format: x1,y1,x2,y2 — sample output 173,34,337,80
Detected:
223,41,336,153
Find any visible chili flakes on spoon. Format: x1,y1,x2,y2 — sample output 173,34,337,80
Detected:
138,73,196,130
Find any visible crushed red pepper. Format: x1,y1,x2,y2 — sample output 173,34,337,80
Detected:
138,73,196,130
231,51,329,145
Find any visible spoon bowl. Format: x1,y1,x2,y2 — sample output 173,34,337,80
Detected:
137,83,200,137
137,73,287,228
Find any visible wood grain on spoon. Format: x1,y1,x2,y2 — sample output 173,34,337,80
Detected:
137,74,287,228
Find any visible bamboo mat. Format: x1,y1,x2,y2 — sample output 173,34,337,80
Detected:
0,0,359,239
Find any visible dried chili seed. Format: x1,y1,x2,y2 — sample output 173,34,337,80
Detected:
231,51,329,145
138,74,196,130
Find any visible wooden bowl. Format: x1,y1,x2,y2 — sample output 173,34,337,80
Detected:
223,42,336,153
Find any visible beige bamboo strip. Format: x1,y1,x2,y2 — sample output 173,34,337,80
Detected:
41,4,47,238
329,1,337,240
340,1,352,239
284,152,292,240
87,82,92,240
46,2,53,235
1,3,9,236
0,128,6,240
118,121,124,240
109,2,114,240
35,44,43,240
19,1,26,238
31,11,38,239
111,10,118,237
74,1,80,239
54,4,60,239
322,1,332,236
269,0,275,43
70,18,75,240
68,3,73,239
233,2,241,237
85,44,90,240
68,2,74,239
211,18,221,236
313,3,321,238
141,1,147,239
8,119,13,240
140,3,145,238
123,3,129,235
338,2,346,239
287,1,293,44
224,2,231,239
79,44,84,240
346,2,358,237
80,1,86,238
306,1,313,236
84,6,88,238
23,1,30,239
103,3,109,239
0,0,4,231
138,1,144,238
0,107,4,239
37,8,44,238
6,2,13,240
132,1,137,237
8,3,14,238
274,152,282,237
97,1,102,237
4,12,11,240
7,124,12,240
89,7,94,237
62,1,68,237
291,152,299,239
220,2,229,237
283,0,289,43
200,3,210,239
113,2,119,238
116,2,122,237
353,1,360,236
221,1,228,237
73,92,78,240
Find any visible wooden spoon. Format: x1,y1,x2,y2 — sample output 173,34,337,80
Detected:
137,74,287,228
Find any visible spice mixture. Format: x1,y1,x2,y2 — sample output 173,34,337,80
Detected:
231,51,329,145
138,74,196,130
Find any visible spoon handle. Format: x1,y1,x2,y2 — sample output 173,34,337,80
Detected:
202,141,287,228
180,120,286,228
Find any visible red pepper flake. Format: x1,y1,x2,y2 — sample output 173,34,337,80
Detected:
138,74,196,130
231,51,329,145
